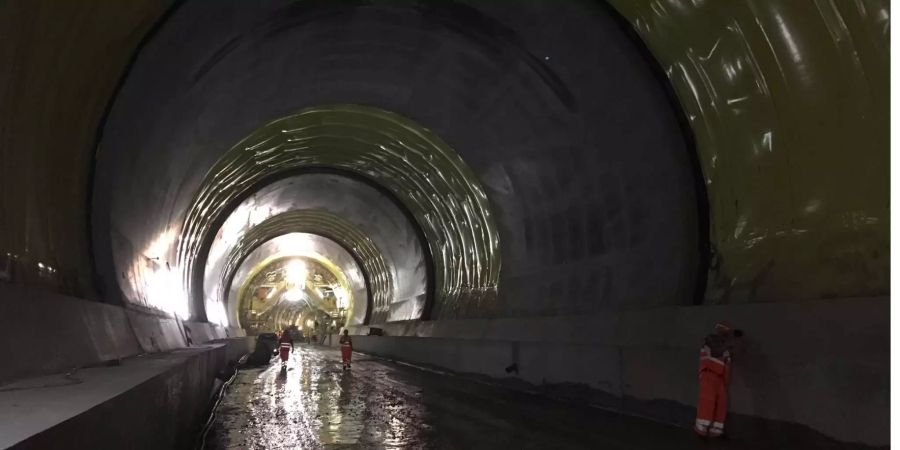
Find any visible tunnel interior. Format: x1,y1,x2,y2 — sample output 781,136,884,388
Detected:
0,0,888,447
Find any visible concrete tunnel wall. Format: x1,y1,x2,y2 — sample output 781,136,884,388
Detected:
0,0,889,447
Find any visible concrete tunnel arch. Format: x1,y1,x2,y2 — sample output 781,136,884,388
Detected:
201,171,435,328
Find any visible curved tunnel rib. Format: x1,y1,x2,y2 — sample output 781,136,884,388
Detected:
201,171,433,327
179,105,502,323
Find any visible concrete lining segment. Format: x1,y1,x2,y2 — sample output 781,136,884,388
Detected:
351,297,887,352
0,339,252,449
0,283,242,384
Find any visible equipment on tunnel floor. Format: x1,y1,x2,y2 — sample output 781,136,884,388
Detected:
695,322,743,438
247,333,278,366
340,330,353,370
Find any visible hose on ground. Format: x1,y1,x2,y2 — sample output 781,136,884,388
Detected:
195,355,245,449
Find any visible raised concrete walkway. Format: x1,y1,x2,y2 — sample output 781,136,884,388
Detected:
0,339,250,449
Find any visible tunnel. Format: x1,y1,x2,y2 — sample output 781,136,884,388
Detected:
0,1,890,449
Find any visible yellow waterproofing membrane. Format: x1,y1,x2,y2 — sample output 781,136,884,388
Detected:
610,0,889,302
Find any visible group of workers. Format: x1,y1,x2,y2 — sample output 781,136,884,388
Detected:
271,320,744,439
276,327,354,370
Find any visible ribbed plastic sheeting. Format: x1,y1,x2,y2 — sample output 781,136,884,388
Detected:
178,105,501,322
610,0,890,302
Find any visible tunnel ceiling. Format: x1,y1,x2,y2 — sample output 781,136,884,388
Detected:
0,0,888,324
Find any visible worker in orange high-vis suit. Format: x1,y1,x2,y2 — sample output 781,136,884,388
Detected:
339,329,353,370
277,327,294,367
695,322,743,438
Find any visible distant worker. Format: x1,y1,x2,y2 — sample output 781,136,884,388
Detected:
278,327,294,367
339,329,353,370
695,321,743,438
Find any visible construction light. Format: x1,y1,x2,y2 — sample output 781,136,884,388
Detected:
284,260,307,289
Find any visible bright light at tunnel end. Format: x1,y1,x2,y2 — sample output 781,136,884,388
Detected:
284,259,308,289
283,287,304,302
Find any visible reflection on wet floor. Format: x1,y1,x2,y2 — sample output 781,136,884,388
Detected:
207,346,431,449
206,346,764,450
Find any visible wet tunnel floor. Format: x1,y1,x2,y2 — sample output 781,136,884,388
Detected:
206,346,765,450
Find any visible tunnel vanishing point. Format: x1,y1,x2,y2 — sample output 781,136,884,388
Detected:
0,1,889,448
